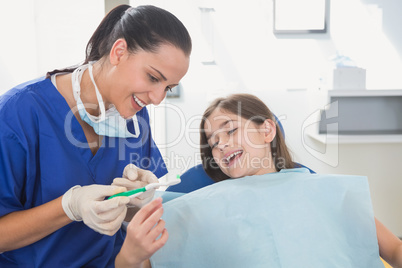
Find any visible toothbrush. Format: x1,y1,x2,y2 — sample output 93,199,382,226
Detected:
108,175,181,200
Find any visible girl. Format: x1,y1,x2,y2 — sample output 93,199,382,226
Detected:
117,94,402,267
199,93,402,267
0,4,191,267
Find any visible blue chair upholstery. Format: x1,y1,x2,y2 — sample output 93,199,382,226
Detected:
294,163,316,175
167,115,315,193
167,163,315,193
167,164,215,193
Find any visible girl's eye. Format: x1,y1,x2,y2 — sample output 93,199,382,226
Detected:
148,74,159,83
228,128,238,135
211,141,218,149
165,86,173,92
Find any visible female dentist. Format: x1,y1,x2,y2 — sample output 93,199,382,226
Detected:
0,4,191,267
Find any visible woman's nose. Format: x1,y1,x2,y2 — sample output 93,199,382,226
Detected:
148,87,167,106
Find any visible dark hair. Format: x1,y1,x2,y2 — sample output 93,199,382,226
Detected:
200,93,295,182
47,5,192,77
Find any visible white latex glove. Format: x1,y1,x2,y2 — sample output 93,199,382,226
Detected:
62,184,130,236
112,164,158,208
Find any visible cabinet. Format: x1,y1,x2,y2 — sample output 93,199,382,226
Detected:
308,90,402,144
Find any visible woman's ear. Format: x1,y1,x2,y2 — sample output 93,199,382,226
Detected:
109,38,127,65
263,119,276,143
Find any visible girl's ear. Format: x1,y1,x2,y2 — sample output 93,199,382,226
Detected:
109,38,128,65
263,119,276,143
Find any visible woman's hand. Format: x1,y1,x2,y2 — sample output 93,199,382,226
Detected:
113,164,159,208
115,197,168,268
62,185,130,236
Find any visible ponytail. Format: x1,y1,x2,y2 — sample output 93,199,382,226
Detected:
47,5,191,78
85,4,130,63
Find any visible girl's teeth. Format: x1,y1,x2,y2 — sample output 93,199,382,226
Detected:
226,151,242,162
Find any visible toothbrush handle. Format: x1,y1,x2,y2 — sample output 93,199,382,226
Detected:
108,187,146,200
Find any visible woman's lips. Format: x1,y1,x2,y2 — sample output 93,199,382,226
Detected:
131,95,146,111
131,96,142,111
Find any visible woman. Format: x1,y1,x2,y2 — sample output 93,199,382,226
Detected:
0,4,191,267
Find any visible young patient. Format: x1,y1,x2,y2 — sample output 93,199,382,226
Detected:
116,94,402,268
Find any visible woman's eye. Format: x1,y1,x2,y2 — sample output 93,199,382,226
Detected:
165,86,172,92
148,74,159,83
228,128,238,135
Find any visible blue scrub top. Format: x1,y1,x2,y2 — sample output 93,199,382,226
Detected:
0,77,168,267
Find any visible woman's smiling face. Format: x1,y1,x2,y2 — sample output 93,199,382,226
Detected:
101,41,190,119
204,108,277,178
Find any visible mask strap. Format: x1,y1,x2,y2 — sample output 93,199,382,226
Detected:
88,62,106,120
72,66,85,102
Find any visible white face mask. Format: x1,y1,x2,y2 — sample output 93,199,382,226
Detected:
71,62,140,138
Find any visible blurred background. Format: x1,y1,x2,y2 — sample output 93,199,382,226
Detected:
1,0,402,237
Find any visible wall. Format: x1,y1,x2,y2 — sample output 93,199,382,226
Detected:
0,1,37,91
135,0,402,236
0,0,104,92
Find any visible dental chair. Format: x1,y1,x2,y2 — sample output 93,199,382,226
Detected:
167,116,315,194
162,118,393,267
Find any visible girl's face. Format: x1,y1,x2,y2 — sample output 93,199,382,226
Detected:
101,41,189,119
204,108,277,178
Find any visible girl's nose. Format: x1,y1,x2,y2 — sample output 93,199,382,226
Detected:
217,136,229,151
148,87,167,106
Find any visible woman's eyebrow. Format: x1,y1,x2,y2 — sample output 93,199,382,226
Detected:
206,120,233,141
150,66,167,81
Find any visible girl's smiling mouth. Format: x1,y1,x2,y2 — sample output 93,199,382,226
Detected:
223,150,243,167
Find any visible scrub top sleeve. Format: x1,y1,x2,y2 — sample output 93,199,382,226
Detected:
0,132,27,216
